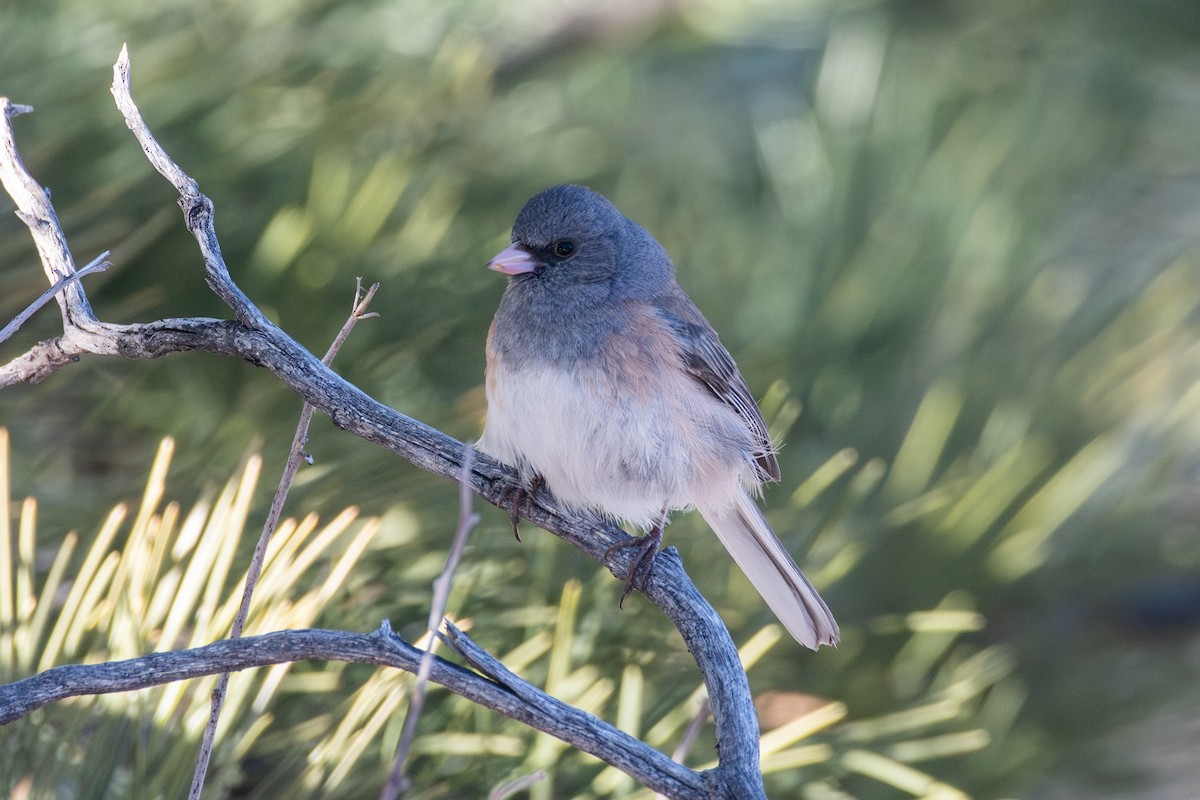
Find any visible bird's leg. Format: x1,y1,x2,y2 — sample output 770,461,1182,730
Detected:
499,473,543,542
604,507,668,608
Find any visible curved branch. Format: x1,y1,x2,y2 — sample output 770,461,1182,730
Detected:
110,44,269,331
0,624,705,798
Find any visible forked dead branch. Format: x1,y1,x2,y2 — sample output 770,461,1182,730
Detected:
0,47,770,799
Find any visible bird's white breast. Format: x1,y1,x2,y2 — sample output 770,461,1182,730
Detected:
479,358,751,529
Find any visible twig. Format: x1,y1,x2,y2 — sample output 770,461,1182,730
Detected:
0,252,109,344
672,697,711,763
654,698,712,800
188,280,380,800
382,446,481,799
488,770,547,800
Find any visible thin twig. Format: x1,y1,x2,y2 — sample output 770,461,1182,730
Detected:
488,770,548,800
382,445,481,799
188,280,380,800
0,252,109,344
654,698,712,800
671,697,711,763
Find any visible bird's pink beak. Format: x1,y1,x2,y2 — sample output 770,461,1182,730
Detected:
487,242,540,275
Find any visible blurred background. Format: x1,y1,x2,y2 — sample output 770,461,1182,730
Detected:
3,0,1200,798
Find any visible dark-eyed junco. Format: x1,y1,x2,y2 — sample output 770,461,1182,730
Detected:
479,185,839,650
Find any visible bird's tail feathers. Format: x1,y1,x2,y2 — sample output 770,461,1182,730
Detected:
700,492,840,650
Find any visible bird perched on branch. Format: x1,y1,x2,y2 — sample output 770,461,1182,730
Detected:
479,185,838,650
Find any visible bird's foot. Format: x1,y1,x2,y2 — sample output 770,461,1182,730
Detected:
604,518,665,608
499,473,543,542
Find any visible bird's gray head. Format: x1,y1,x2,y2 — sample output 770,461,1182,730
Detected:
487,185,673,297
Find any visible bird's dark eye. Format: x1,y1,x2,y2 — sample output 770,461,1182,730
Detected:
552,240,576,259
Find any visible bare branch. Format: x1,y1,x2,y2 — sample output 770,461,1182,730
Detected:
110,43,269,330
0,315,244,386
0,98,96,325
435,621,716,796
0,625,706,798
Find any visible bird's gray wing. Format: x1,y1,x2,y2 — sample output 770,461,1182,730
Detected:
657,300,781,483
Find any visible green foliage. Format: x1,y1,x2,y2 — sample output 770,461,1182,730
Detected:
0,429,381,799
3,0,1200,797
0,426,1006,798
0,422,1012,796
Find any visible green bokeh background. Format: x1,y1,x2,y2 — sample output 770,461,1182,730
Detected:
4,0,1200,798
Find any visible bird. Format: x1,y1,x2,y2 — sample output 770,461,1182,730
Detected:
478,184,839,650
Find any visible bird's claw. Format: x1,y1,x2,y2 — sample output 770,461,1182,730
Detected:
499,474,543,542
604,523,664,608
